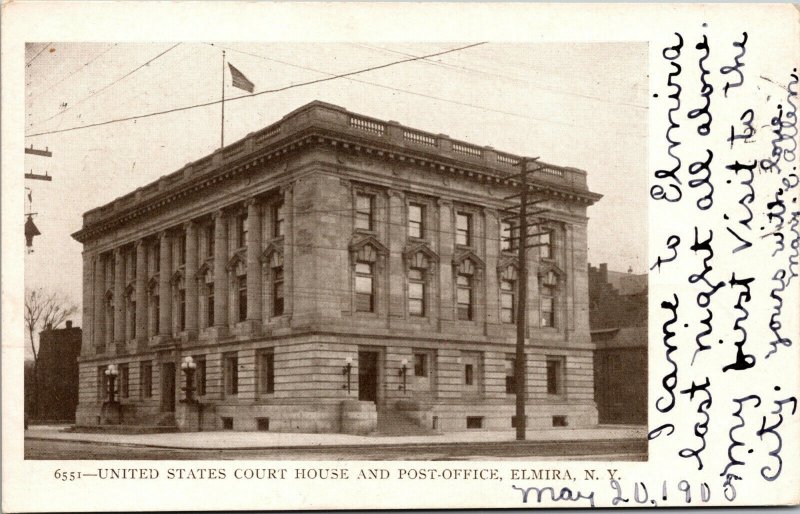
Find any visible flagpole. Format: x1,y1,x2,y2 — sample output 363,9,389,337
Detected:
221,50,225,148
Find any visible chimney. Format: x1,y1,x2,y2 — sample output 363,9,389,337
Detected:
66,320,73,329
599,263,608,284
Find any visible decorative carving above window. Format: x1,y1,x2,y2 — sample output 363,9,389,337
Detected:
497,257,519,281
452,249,484,276
403,242,438,270
348,234,389,263
260,241,284,268
225,249,247,272
170,269,184,286
537,262,565,283
195,261,212,281
147,276,159,292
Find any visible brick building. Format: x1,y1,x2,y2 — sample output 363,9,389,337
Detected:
589,263,647,424
72,101,602,433
31,321,82,421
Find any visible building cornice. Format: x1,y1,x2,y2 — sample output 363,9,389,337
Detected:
72,101,602,243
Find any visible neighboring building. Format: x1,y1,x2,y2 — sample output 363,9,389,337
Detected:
72,101,602,433
31,321,83,421
589,263,647,425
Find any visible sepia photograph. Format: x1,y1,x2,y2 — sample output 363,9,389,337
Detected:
22,41,648,461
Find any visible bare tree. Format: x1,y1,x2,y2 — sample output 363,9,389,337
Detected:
24,287,78,419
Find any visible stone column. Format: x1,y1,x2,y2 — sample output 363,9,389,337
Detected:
93,254,106,353
246,199,262,323
437,199,454,323
185,221,198,337
282,184,294,318
135,240,147,342
81,253,94,355
113,248,125,347
158,231,172,337
387,190,405,318
213,210,229,328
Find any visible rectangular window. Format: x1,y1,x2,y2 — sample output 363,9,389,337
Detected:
238,274,247,322
464,364,474,385
140,361,153,398
206,283,215,327
258,349,275,395
119,364,129,399
500,279,515,324
456,274,473,321
541,293,554,328
456,212,472,246
153,245,160,273
179,233,186,265
195,355,206,396
206,224,215,258
238,213,248,248
501,221,518,251
272,266,284,316
408,268,425,317
413,353,428,377
130,300,136,337
505,356,516,394
153,295,160,334
546,357,564,395
97,366,106,400
179,288,186,331
355,262,374,312
408,203,424,238
466,416,483,429
273,201,285,238
355,193,373,230
539,230,552,259
224,353,239,396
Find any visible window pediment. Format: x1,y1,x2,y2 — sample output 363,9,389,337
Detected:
195,260,212,280
226,249,246,272
170,269,185,286
452,249,484,275
349,234,389,263
497,257,519,281
124,283,135,298
147,276,159,292
403,242,438,269
260,241,284,268
538,263,564,285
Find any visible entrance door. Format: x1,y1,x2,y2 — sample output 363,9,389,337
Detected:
161,362,176,412
358,351,379,402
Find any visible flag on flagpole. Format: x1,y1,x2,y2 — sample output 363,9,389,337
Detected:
228,63,254,93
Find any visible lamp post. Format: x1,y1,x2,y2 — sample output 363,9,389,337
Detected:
342,356,353,394
180,356,197,403
104,364,119,403
399,358,408,393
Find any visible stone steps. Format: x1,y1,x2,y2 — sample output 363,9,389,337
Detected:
375,409,436,437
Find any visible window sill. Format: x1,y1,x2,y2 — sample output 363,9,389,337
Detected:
354,228,377,237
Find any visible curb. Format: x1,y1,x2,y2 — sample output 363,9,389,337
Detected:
25,435,647,452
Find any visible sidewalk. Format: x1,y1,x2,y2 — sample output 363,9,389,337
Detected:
25,424,645,450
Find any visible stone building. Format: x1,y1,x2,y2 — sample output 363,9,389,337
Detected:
72,101,601,433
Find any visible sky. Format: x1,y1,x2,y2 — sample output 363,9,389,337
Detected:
23,42,648,330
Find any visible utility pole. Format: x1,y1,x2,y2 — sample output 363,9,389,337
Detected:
499,157,553,441
24,144,54,251
514,158,529,441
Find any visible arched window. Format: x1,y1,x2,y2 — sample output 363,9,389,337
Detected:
540,270,558,328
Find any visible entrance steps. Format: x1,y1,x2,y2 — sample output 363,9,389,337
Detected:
375,409,436,436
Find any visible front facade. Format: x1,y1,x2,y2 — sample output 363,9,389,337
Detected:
72,101,601,433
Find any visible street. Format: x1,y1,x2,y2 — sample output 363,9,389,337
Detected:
26,437,647,461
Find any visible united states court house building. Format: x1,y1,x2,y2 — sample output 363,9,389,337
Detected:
72,101,602,433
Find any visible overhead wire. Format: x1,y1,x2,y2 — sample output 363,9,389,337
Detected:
24,42,487,138
27,43,119,103
26,42,52,68
31,43,182,128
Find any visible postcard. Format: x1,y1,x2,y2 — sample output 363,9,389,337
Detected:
2,2,798,511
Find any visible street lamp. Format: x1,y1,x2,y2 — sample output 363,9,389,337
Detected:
398,358,408,392
342,356,353,394
104,364,119,403
180,356,197,403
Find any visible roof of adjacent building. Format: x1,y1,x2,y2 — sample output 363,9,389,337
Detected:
72,100,601,243
591,326,647,349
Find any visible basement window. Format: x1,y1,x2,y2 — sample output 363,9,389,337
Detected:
256,418,270,431
552,415,568,427
466,416,483,429
221,417,234,430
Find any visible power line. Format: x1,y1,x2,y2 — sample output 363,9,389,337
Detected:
211,43,646,135
27,43,118,103
26,43,52,68
352,43,648,110
32,43,182,129
24,42,487,138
